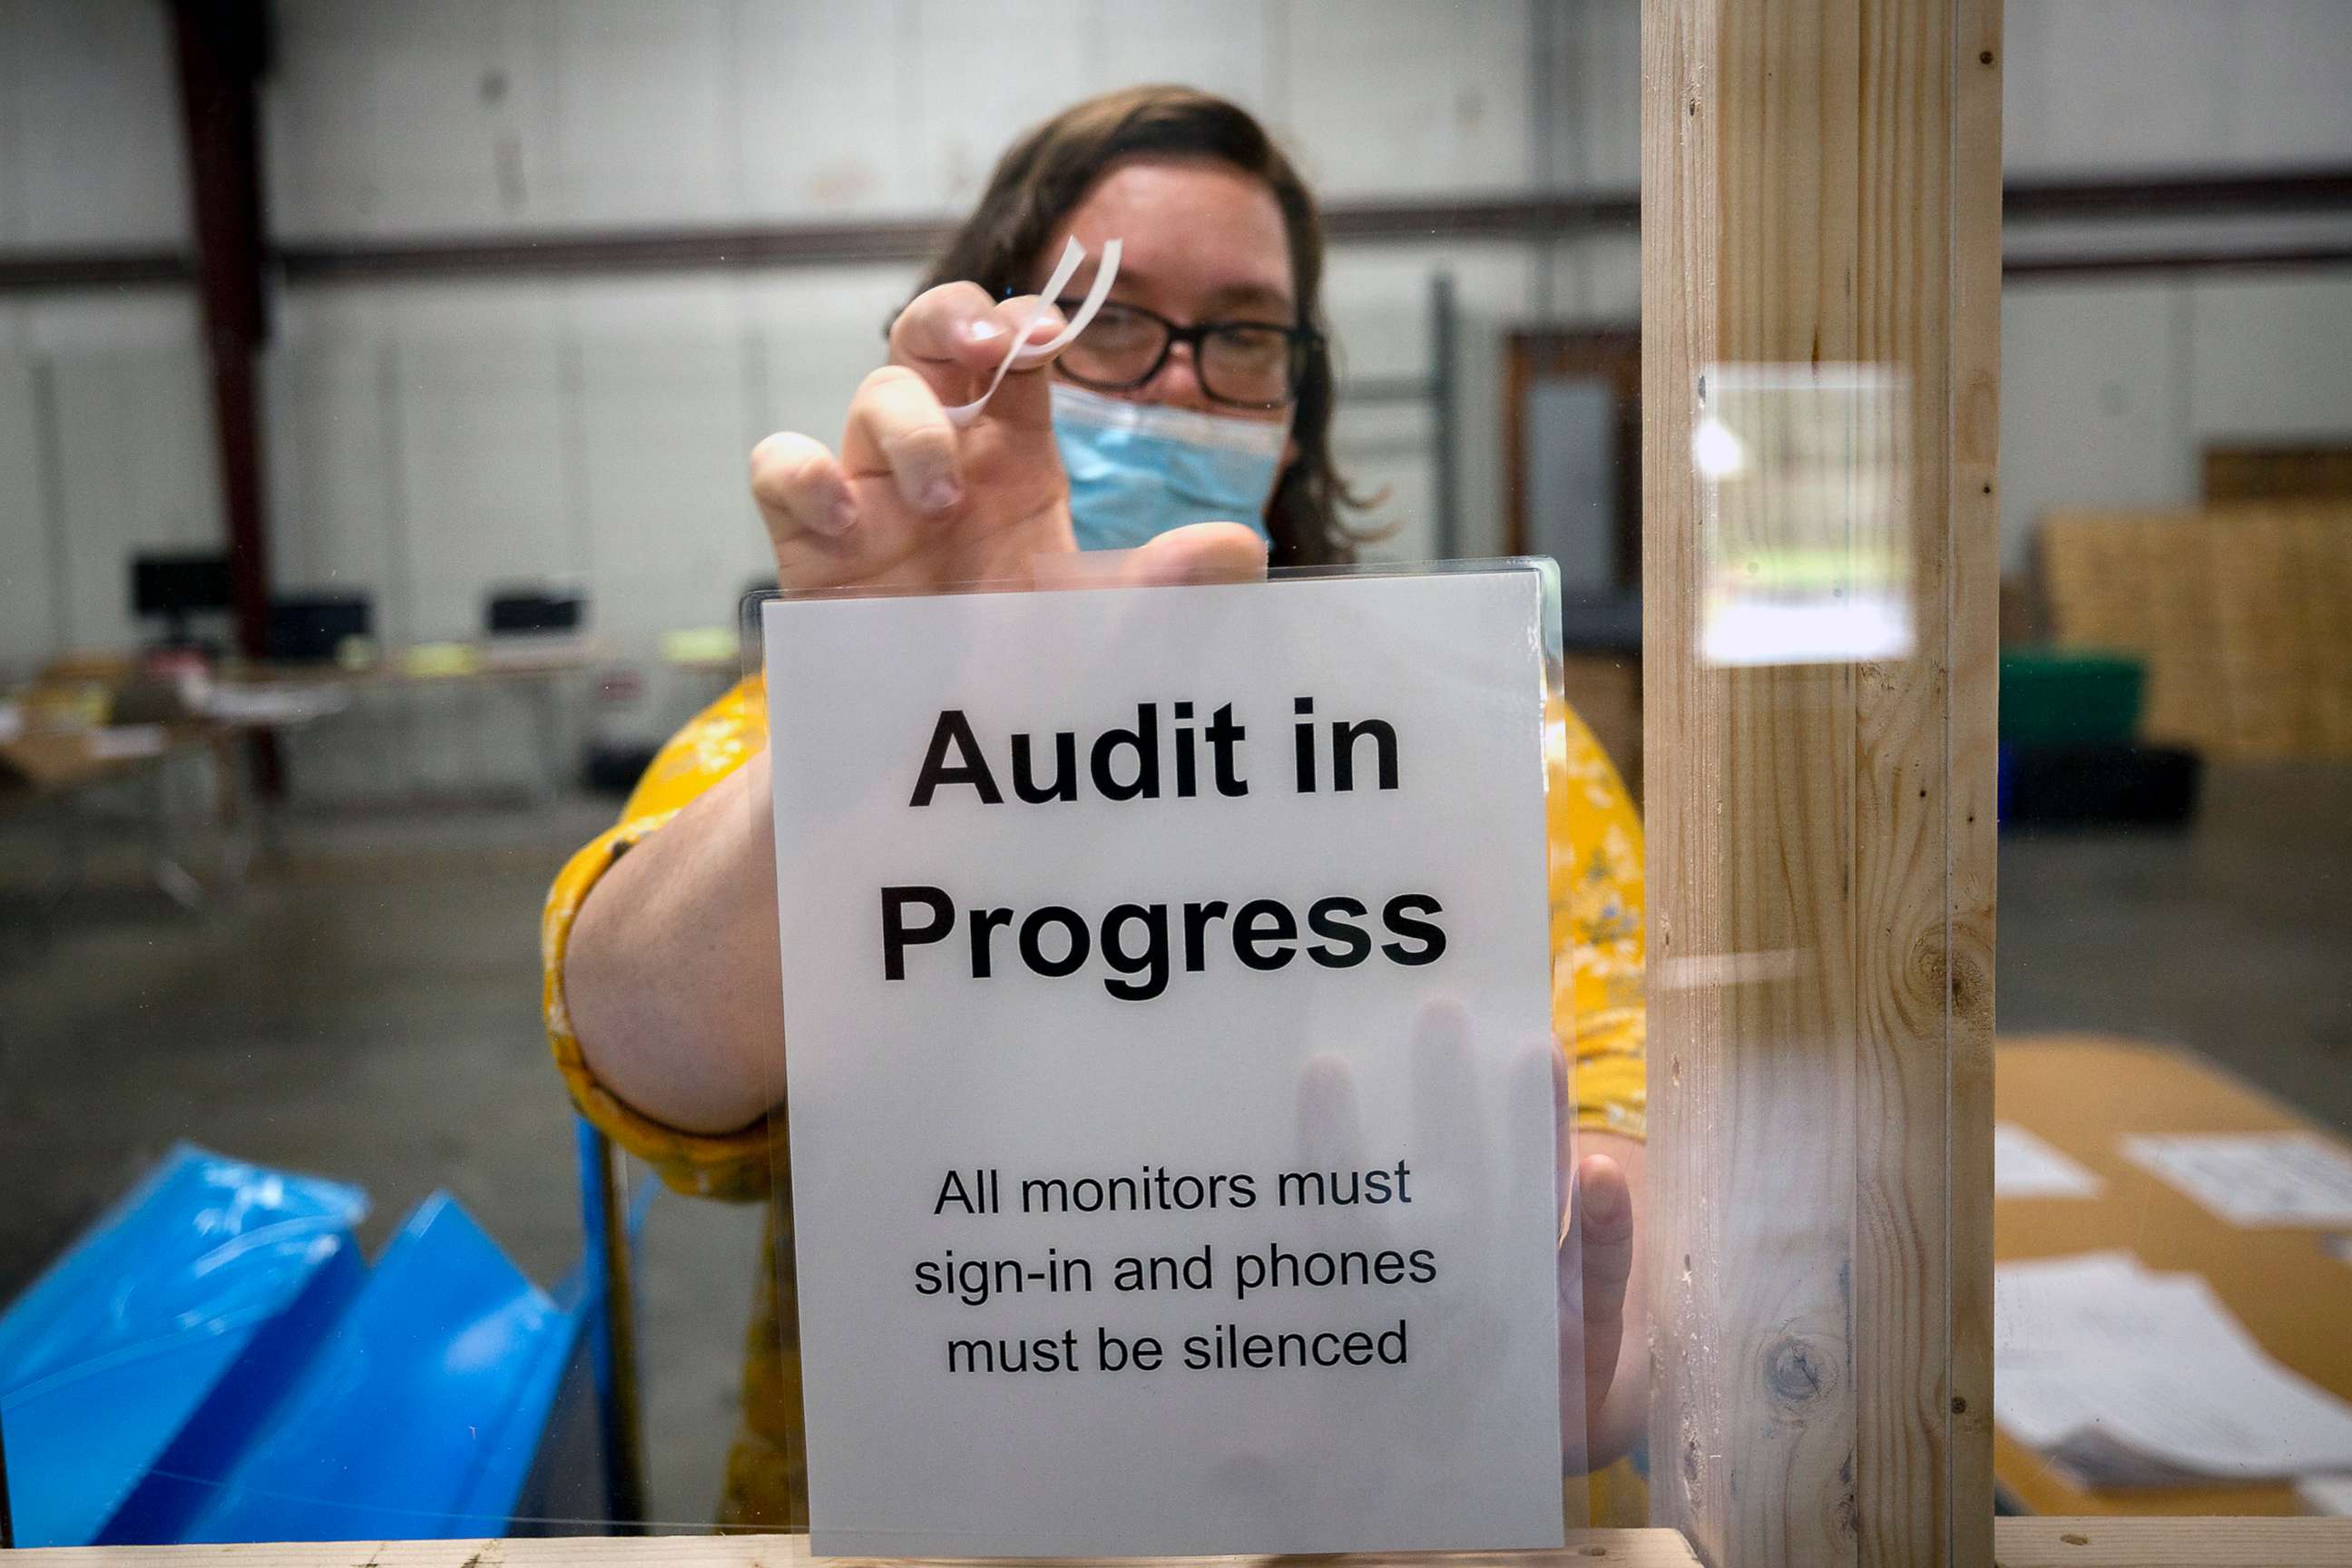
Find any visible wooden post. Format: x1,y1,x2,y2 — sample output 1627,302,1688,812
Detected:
170,0,273,663
1640,1,2000,1564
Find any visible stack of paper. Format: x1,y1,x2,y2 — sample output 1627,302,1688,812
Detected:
1995,1250,2352,1487
199,683,351,726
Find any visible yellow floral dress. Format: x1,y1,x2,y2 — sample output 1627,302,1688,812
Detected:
544,675,1647,1527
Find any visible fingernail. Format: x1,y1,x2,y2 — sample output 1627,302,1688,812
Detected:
965,319,1004,344
923,478,961,512
829,498,858,533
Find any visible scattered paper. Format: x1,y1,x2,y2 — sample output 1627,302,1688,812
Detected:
478,632,593,670
661,626,737,665
2122,1132,2352,1228
2303,1474,2352,1516
402,642,482,677
1995,1122,2102,1198
87,725,168,760
1995,1250,2352,1486
200,683,350,726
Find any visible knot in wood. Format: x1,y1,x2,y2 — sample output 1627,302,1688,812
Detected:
1763,1333,1836,1411
1909,932,1949,995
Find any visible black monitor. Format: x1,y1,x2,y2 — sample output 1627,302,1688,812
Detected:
268,594,373,663
132,552,233,644
485,590,584,636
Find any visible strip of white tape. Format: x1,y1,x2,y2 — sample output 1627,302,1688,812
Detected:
943,236,1122,428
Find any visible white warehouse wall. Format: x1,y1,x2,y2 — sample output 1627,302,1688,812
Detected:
4,0,1642,681
2000,272,2352,571
261,0,1572,234
250,0,1644,676
0,0,189,250
2,0,2349,680
0,0,210,669
2004,1,2352,175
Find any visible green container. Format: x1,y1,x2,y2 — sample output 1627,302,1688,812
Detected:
2000,646,2145,747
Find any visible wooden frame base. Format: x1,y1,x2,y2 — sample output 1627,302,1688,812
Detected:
12,1521,2352,1568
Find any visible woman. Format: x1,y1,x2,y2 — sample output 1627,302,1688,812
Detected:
544,85,1649,1528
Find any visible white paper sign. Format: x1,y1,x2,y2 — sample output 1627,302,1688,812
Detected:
764,572,1565,1558
2122,1132,2352,1228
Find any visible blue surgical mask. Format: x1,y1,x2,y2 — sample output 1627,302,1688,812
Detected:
1050,382,1286,552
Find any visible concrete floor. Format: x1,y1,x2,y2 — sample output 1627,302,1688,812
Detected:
0,795,763,1529
1998,762,2352,1132
3,760,2347,1526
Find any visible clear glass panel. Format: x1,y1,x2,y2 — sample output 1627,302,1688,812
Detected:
1988,9,2352,1530
10,0,2344,1556
0,3,1646,1547
1992,290,2352,1517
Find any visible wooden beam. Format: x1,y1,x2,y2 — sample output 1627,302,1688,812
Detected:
2001,165,2352,220
254,167,2352,284
0,250,192,291
168,0,272,663
0,1534,1706,1568
1946,8,2004,1563
2003,242,2352,279
1994,1517,2352,1568
1639,1,2000,1564
6,169,2350,296
12,1521,2352,1568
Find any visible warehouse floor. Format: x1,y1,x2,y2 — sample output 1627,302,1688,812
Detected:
4,760,2348,1527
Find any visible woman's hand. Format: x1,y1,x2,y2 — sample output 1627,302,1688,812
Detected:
749,282,1265,596
1555,1044,1648,1475
1563,1133,1646,1473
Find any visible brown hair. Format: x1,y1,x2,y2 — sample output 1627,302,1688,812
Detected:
916,85,1365,566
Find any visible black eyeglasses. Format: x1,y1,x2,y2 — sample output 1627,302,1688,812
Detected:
1052,299,1323,410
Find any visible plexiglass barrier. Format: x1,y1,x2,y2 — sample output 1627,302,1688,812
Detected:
10,2,2352,1561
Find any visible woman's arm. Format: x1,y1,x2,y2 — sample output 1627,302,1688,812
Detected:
555,284,1100,1139
563,750,788,1136
556,281,1265,1141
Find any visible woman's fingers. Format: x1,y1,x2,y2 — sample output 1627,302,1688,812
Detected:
889,280,998,371
841,365,964,514
892,284,1070,428
892,284,1069,378
749,430,857,546
1573,1151,1636,1407
1122,522,1270,585
1031,522,1269,590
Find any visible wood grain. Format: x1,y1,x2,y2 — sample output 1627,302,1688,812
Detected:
0,1534,1704,1568
1640,0,2000,1563
16,1522,2352,1568
1943,5,2004,1565
1994,1516,2352,1567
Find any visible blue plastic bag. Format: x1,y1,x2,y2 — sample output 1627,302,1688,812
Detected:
0,1143,367,1547
167,1191,587,1542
